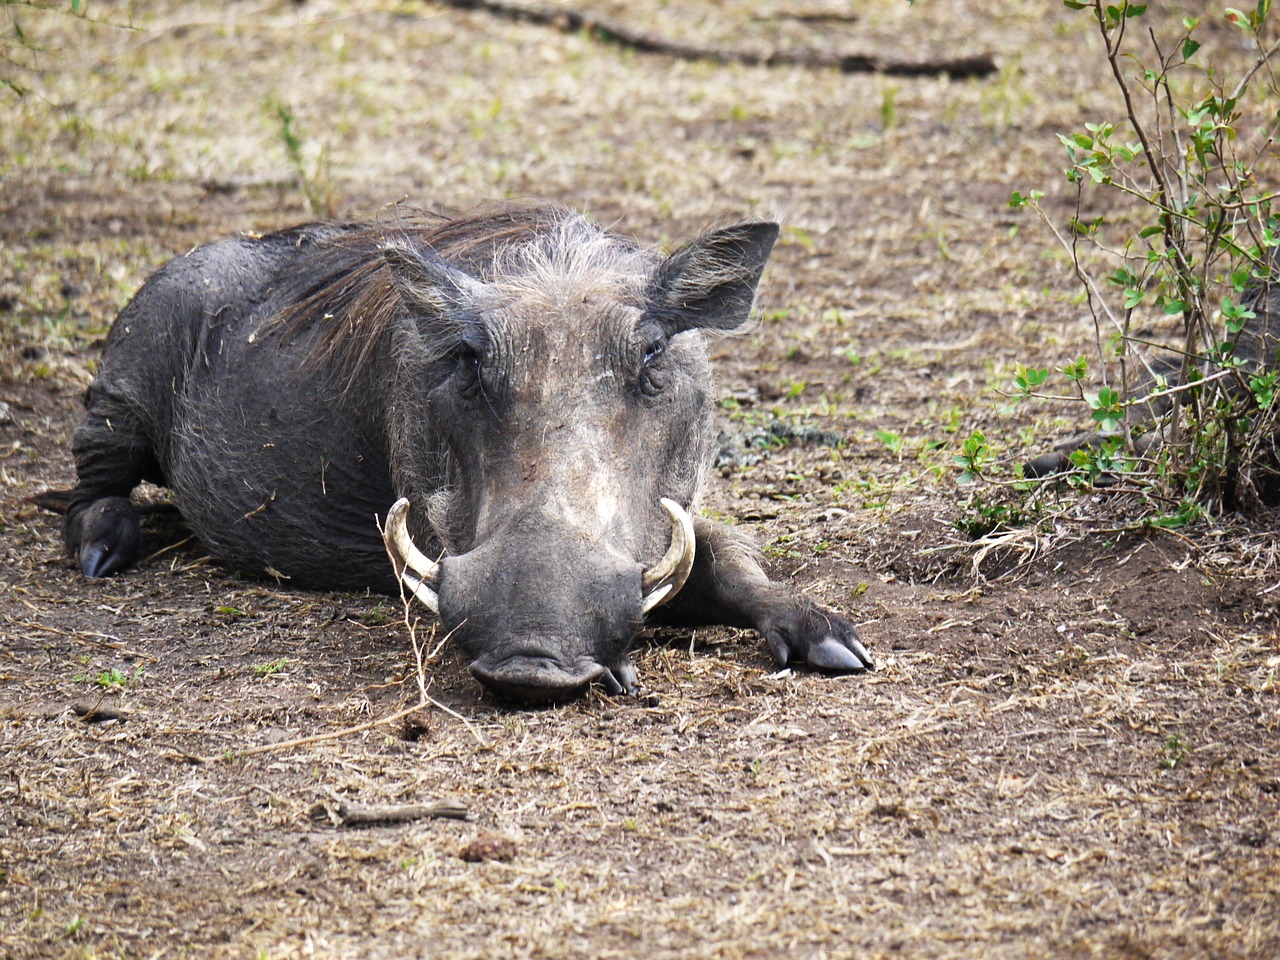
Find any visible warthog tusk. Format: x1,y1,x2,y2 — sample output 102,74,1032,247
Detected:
640,498,696,615
382,497,441,616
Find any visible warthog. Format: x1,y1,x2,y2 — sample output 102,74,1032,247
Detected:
62,203,873,700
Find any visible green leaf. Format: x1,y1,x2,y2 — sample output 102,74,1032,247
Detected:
1222,296,1257,333
1063,356,1090,382
1108,266,1139,287
1251,372,1277,407
1182,38,1201,60
1013,365,1050,396
875,430,903,453
1089,387,1125,433
1062,0,1087,8
1095,413,1123,431
1124,287,1144,309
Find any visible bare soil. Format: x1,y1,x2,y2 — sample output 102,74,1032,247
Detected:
1,2,1277,958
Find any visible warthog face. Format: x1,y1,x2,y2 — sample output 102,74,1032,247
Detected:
380,219,778,701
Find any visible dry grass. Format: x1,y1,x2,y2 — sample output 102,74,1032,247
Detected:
1,2,1278,958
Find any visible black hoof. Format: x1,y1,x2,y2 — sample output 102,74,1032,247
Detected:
74,498,142,578
763,601,874,675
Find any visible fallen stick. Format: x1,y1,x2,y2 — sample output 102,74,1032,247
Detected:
72,700,134,723
438,0,997,78
315,798,471,826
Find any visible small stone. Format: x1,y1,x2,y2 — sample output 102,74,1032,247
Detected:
459,830,518,863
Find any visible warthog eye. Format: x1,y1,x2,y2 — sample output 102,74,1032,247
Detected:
638,337,668,397
455,344,484,399
642,337,666,367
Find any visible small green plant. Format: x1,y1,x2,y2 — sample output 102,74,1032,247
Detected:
269,100,335,218
74,665,143,689
954,430,992,485
1158,733,1189,770
953,492,1034,539
875,429,904,455
879,84,898,130
780,378,806,399
363,601,390,626
783,225,815,253
252,657,288,678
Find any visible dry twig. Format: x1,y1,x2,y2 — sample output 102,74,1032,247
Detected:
438,0,997,77
312,797,471,826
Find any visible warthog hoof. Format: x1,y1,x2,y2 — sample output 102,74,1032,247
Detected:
761,600,874,673
74,497,142,578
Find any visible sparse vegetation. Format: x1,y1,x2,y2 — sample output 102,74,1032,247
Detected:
269,99,334,219
1158,732,1190,770
252,657,287,678
73,664,143,689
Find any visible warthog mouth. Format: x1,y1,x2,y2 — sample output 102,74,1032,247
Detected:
468,652,639,703
379,496,693,700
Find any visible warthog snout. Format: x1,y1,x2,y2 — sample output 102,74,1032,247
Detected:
382,497,693,701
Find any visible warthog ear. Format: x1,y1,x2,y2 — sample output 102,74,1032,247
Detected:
382,241,486,320
648,222,780,334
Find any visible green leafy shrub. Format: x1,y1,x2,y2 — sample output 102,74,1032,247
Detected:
1011,1,1280,513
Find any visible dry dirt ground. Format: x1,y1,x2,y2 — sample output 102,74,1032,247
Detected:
1,2,1278,958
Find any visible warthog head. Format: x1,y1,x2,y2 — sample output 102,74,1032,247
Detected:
377,211,778,701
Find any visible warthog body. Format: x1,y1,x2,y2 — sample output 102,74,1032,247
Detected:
64,204,872,700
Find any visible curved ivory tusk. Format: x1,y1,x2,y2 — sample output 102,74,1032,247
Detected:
400,570,441,617
382,498,441,615
640,498,696,615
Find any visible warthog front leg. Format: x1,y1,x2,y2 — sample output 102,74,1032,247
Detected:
63,382,158,578
654,518,873,673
